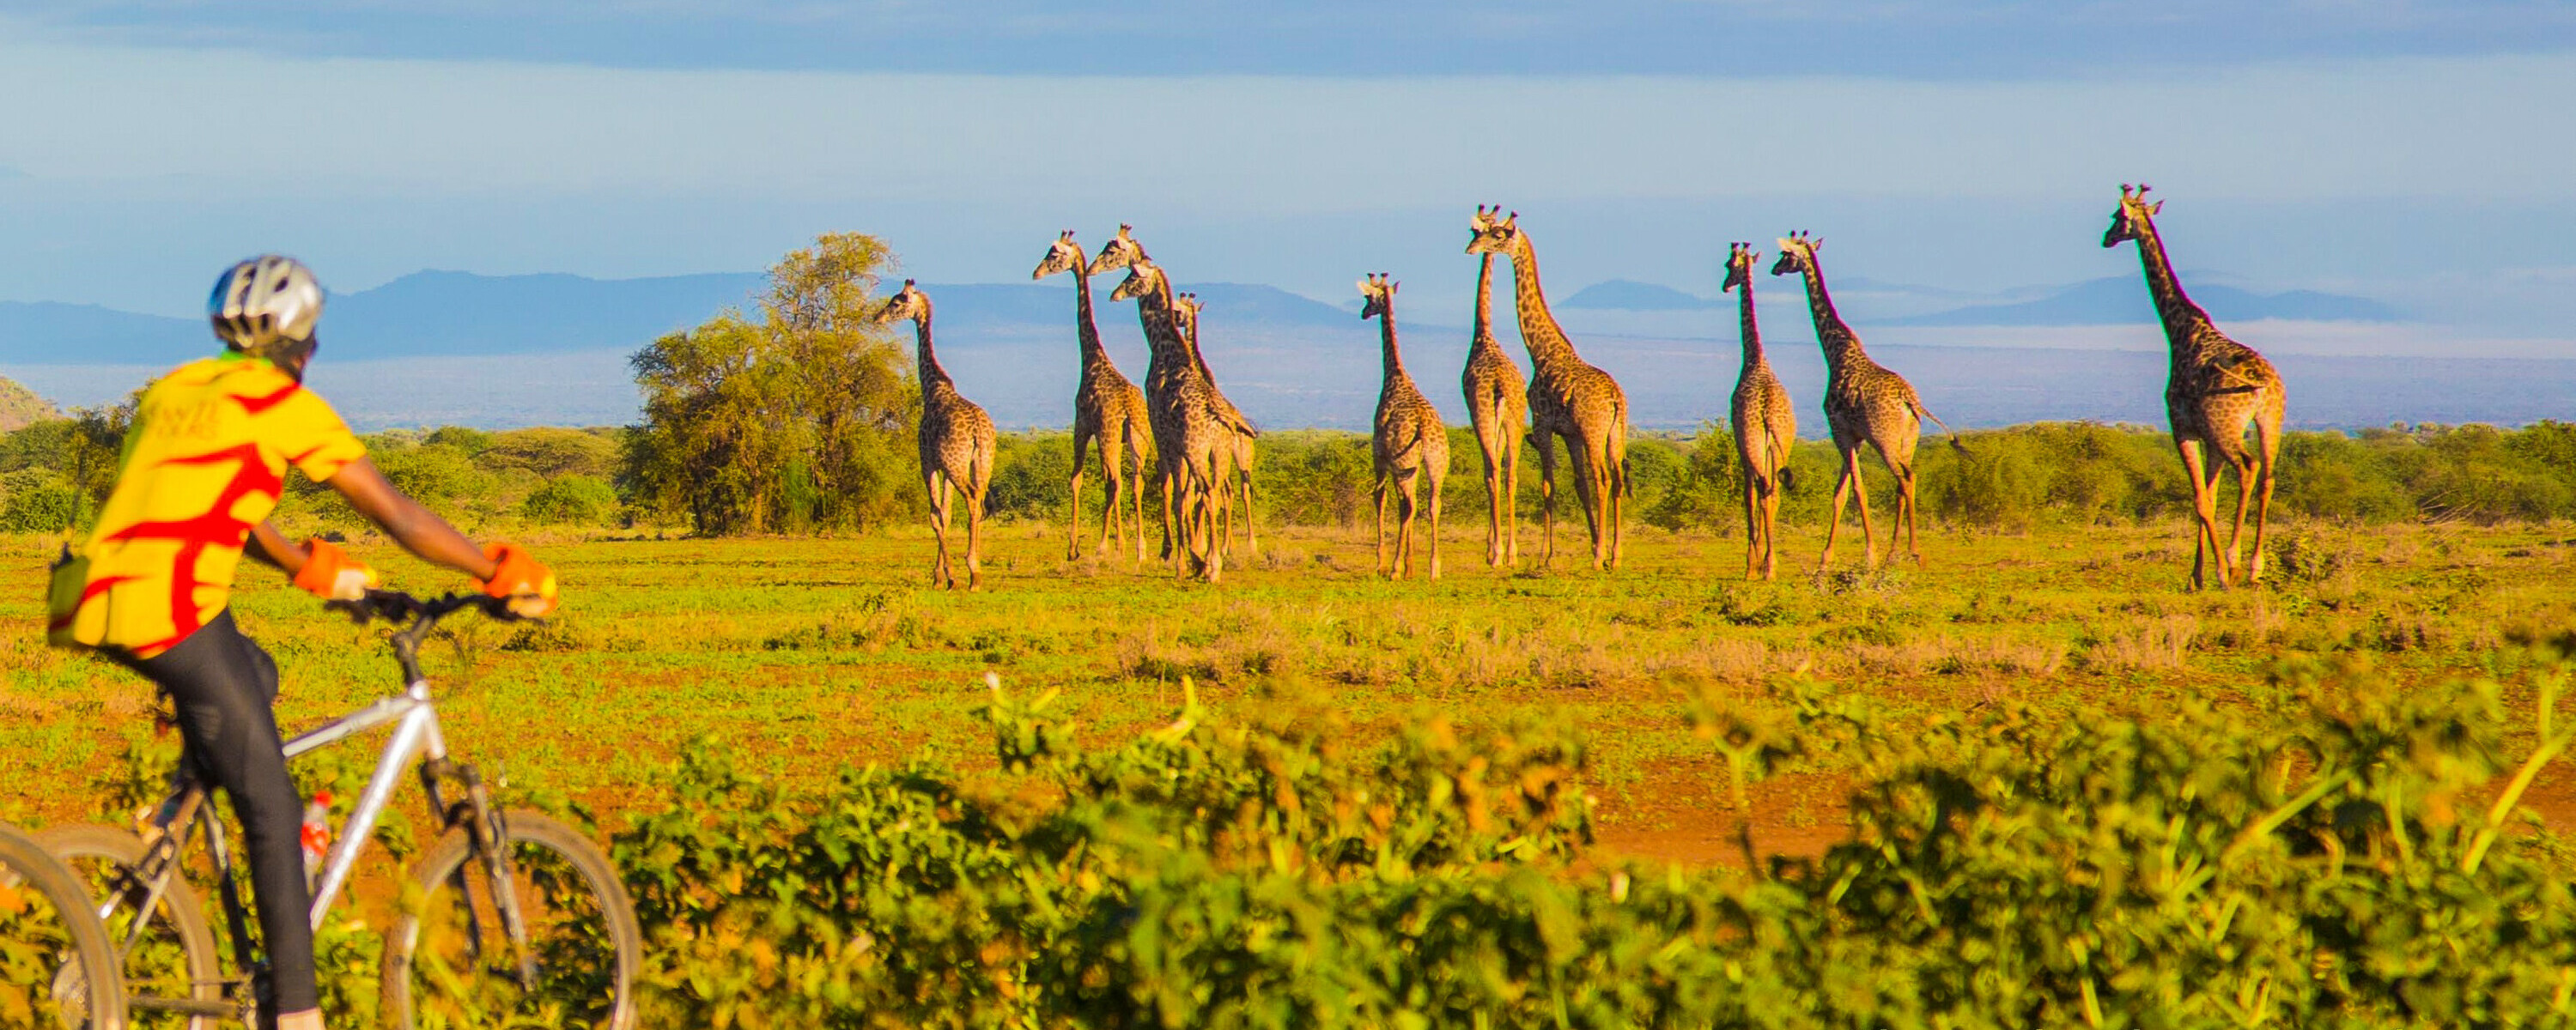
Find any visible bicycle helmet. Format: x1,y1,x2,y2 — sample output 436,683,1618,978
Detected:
207,256,324,356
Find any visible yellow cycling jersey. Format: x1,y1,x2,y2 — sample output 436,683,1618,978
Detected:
48,354,366,657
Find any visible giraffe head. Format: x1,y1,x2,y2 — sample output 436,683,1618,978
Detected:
1770,232,1820,277
1109,258,1167,303
1031,230,1088,280
1093,224,1148,273
1722,243,1760,294
2102,184,2164,249
870,279,930,324
1357,273,1399,320
1464,205,1521,256
1171,292,1205,339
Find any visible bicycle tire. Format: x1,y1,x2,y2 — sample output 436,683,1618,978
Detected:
380,810,638,1030
34,826,222,1030
0,822,127,1030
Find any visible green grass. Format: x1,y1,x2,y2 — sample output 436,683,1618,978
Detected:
7,516,2575,861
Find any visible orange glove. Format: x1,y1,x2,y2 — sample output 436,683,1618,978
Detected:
292,538,378,602
473,542,557,618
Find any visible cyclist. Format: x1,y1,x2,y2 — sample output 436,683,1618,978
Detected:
46,256,557,1030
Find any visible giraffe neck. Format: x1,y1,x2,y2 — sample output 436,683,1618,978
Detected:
1469,253,1498,354
1795,259,1865,373
911,306,951,388
1504,236,1579,369
1072,253,1110,371
1374,300,1406,385
1135,278,1190,372
1735,271,1765,373
2128,219,2214,348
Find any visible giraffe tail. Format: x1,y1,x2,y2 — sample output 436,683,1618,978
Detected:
1777,464,1796,494
1917,402,1970,455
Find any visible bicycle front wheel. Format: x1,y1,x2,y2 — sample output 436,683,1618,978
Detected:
0,822,127,1029
380,810,638,1030
33,825,221,1030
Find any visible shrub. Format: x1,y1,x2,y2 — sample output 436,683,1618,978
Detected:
0,473,79,532
522,474,622,525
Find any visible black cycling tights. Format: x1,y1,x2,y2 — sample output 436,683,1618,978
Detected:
131,609,317,1021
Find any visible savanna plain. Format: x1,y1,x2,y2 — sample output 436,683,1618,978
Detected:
12,482,2576,1025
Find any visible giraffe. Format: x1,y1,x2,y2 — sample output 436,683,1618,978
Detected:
1094,226,1256,566
1722,242,1797,581
2104,184,2286,590
1464,206,1630,571
1359,274,1449,579
1770,232,1959,573
1460,251,1528,567
1170,291,1260,560
1106,255,1236,581
1032,231,1151,563
871,280,998,590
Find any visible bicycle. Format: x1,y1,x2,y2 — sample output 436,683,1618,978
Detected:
39,591,640,1029
2,819,126,1029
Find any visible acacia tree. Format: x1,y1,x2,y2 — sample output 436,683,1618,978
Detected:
627,233,920,535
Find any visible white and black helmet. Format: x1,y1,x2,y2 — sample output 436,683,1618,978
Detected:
208,256,324,355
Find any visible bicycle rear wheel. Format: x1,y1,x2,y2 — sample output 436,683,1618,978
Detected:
34,826,223,1030
0,822,127,1029
380,810,638,1030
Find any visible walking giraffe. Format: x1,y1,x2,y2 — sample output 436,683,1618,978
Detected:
1465,206,1629,570
1104,252,1239,581
1032,231,1151,563
1170,291,1260,560
2105,184,2285,589
1771,232,1959,572
1359,273,1450,579
1461,251,1528,567
1722,242,1796,580
872,281,998,590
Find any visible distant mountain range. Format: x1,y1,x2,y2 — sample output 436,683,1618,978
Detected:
0,270,1364,365
1562,276,2399,325
2,268,2406,367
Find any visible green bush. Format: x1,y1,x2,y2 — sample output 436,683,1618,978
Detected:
369,442,486,504
522,474,622,525
611,641,2576,1028
0,473,79,532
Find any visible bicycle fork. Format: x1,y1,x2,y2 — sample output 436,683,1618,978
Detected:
421,757,541,989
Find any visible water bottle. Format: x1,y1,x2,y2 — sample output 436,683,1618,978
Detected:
299,791,334,889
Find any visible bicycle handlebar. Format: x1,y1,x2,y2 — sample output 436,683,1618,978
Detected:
325,590,519,627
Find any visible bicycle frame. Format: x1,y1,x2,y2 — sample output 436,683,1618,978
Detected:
114,593,538,1015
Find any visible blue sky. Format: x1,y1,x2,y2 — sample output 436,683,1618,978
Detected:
4,2,2573,345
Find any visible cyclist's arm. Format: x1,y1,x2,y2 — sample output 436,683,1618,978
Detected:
246,521,308,574
324,458,500,580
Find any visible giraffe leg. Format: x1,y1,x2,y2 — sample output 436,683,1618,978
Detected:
1607,431,1628,571
1743,470,1762,581
1241,464,1259,560
1892,463,1921,566
1127,434,1150,565
1850,454,1880,572
927,470,953,590
1819,448,1858,573
2173,439,2222,590
1483,456,1504,567
1534,432,1558,569
1562,439,1601,571
965,458,990,591
2225,451,2257,582
1068,427,1094,562
1375,474,1391,577
1762,464,1783,582
2247,407,2281,582
1427,468,1443,581
1504,442,1521,566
